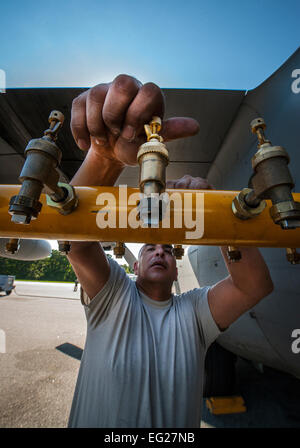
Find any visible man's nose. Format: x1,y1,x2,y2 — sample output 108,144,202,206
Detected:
154,245,165,256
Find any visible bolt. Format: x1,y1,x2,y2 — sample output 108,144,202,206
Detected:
286,248,300,264
250,117,270,147
113,242,125,258
5,239,20,254
11,214,31,225
58,241,71,255
227,246,242,262
173,245,184,260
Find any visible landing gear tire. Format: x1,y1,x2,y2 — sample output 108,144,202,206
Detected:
203,342,237,397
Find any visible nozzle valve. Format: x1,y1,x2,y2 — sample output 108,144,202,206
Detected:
113,242,125,258
9,110,78,224
137,116,169,225
232,117,300,230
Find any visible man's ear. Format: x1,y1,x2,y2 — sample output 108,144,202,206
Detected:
133,261,139,275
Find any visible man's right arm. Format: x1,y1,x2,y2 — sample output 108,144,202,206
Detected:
66,74,200,300
67,151,124,300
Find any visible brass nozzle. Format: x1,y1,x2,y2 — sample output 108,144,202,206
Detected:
286,248,300,265
58,240,71,255
9,110,78,224
251,118,271,147
9,110,65,224
250,118,300,229
44,110,65,142
227,246,242,262
137,117,169,225
233,117,300,230
113,242,125,258
173,245,184,260
5,238,20,255
137,116,169,196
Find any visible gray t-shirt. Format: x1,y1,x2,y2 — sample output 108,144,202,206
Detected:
68,257,221,428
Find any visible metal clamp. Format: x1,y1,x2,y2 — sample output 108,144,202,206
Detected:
46,183,78,215
232,188,266,220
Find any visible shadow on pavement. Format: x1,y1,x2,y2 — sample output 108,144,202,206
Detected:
56,343,83,361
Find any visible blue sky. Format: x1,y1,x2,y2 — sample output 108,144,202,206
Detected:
1,0,299,90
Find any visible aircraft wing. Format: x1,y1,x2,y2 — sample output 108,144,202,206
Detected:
0,86,245,186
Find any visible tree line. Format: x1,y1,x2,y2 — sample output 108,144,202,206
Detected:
0,250,133,282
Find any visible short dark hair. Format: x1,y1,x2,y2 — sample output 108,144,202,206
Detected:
138,244,174,259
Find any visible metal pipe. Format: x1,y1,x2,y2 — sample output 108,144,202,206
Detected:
244,189,261,208
1,185,300,247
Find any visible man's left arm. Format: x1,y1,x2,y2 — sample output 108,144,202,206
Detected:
167,176,274,331
207,246,274,331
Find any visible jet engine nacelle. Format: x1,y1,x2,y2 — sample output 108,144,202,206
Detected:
0,239,52,261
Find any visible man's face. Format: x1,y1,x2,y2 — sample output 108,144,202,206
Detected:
134,244,178,285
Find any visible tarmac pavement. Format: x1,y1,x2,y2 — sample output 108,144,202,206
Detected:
0,281,84,427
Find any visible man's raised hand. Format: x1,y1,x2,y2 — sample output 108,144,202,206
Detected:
166,175,214,190
71,74,200,166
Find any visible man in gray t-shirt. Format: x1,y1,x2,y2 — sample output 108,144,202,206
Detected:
68,252,220,428
67,74,274,427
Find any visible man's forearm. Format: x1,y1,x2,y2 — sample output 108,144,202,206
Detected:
220,246,273,299
70,148,124,187
68,149,124,252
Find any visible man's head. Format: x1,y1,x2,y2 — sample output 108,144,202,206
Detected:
134,244,178,288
